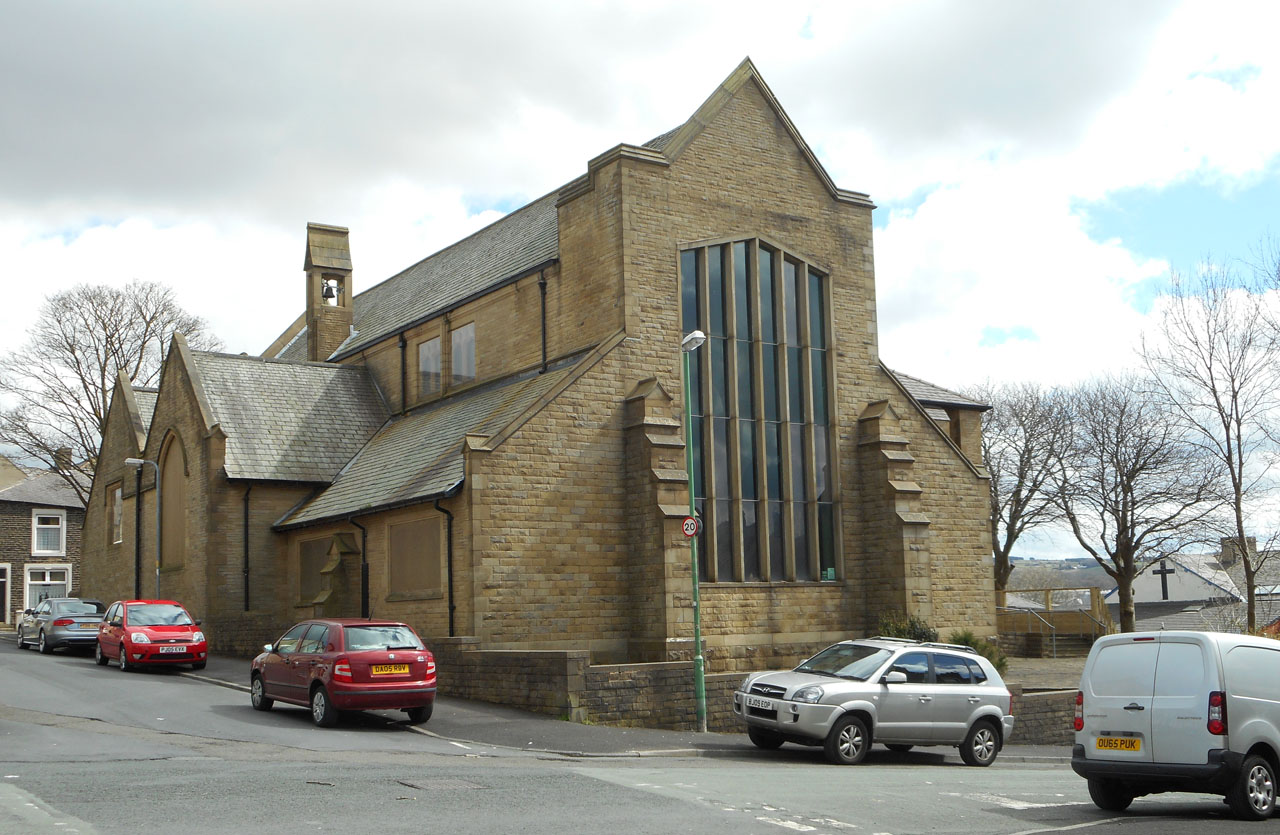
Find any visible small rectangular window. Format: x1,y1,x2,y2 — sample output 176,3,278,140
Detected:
451,323,476,387
418,337,441,398
32,511,65,556
109,484,123,544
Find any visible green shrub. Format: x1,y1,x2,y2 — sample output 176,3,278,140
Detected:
876,611,938,643
946,629,1009,676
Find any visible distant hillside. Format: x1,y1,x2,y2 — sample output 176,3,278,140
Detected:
1007,559,1111,593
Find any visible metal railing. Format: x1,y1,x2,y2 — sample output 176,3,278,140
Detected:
997,606,1057,658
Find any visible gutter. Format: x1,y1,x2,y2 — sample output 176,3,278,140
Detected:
434,497,456,637
350,517,369,618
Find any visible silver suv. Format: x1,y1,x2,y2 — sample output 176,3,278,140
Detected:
733,636,1015,765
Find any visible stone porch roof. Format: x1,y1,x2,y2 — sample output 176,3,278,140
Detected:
889,370,987,410
189,352,388,483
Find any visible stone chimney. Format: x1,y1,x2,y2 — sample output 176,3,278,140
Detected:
52,447,72,472
305,223,354,362
1219,536,1258,567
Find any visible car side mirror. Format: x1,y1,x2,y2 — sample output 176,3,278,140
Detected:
195,619,202,626
882,671,908,684
23,608,34,616
111,618,123,627
263,643,275,654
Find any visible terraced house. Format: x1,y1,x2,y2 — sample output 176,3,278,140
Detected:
81,60,993,726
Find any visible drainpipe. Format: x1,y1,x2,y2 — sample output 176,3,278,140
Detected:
242,485,253,611
434,498,455,637
350,517,368,618
133,467,143,599
398,333,407,414
538,270,548,373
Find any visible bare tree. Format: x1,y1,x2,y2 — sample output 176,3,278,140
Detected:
967,381,1071,591
1142,263,1280,631
1055,375,1223,632
0,281,222,502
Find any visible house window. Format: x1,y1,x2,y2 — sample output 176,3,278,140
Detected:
417,336,441,399
681,239,836,584
32,510,66,556
26,566,69,609
108,483,123,545
388,517,442,598
450,322,476,387
299,537,329,604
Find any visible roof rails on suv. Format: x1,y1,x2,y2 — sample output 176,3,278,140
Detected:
864,636,979,655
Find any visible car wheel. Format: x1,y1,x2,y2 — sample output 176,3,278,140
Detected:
406,704,433,725
748,727,785,750
118,645,131,672
1087,778,1134,812
824,714,869,765
886,744,914,753
250,675,274,711
1228,754,1276,820
960,720,1000,767
94,642,109,666
191,661,206,671
16,628,27,650
37,631,51,654
311,686,338,727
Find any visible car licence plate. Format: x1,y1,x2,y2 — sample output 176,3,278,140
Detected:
158,645,186,654
745,695,774,710
1096,737,1141,752
372,664,409,675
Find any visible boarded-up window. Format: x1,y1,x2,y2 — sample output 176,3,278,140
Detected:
388,517,442,597
299,538,329,603
160,437,186,568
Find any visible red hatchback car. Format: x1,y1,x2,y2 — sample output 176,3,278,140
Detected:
250,618,437,727
95,599,208,671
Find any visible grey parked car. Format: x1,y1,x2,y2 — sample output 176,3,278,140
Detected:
17,598,107,653
734,636,1015,765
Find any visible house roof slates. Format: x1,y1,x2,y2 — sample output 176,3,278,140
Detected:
889,370,986,409
0,471,86,509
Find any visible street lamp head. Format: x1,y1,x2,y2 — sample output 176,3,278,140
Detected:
681,330,707,352
124,458,146,467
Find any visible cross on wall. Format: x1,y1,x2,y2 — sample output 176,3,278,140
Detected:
1152,560,1176,601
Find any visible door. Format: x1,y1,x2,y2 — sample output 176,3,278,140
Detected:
98,603,123,658
874,651,935,743
1081,638,1158,763
1150,637,1215,764
929,652,986,743
293,624,331,691
261,623,311,703
0,564,8,623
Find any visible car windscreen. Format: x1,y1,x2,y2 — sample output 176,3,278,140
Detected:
55,600,106,615
126,604,193,626
343,625,424,651
795,644,893,680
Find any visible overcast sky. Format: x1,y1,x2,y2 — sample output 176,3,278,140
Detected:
4,1,1278,557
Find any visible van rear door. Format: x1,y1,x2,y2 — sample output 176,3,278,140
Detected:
1150,636,1217,764
1080,637,1157,763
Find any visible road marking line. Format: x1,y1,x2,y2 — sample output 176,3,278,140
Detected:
758,817,817,832
967,793,1092,810
1007,817,1129,835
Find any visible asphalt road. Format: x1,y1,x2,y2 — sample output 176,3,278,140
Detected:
0,637,1259,835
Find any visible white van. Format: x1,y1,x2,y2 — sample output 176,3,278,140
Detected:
1073,630,1280,820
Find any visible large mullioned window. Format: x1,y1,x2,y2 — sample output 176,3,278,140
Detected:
681,238,837,584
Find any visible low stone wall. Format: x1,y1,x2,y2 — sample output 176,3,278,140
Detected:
1014,688,1075,746
425,637,1076,743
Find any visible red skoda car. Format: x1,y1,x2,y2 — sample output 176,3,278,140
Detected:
96,599,208,671
250,618,437,727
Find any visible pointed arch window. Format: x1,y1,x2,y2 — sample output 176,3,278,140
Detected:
160,435,187,569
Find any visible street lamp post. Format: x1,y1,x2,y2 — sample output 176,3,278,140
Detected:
124,457,161,599
680,329,707,733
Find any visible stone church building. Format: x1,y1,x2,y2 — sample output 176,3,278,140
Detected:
81,60,992,724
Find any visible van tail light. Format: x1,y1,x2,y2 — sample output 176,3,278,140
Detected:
1208,691,1227,735
1074,690,1085,732
333,658,353,682
52,618,74,626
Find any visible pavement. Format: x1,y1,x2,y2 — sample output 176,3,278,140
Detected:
177,651,1074,763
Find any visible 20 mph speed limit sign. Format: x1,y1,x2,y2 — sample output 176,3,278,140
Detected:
682,516,701,537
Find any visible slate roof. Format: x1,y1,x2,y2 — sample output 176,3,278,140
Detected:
0,470,85,509
277,360,578,529
134,388,159,436
189,352,388,482
890,370,987,410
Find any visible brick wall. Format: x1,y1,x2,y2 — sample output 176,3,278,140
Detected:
1012,687,1075,746
1,501,85,622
